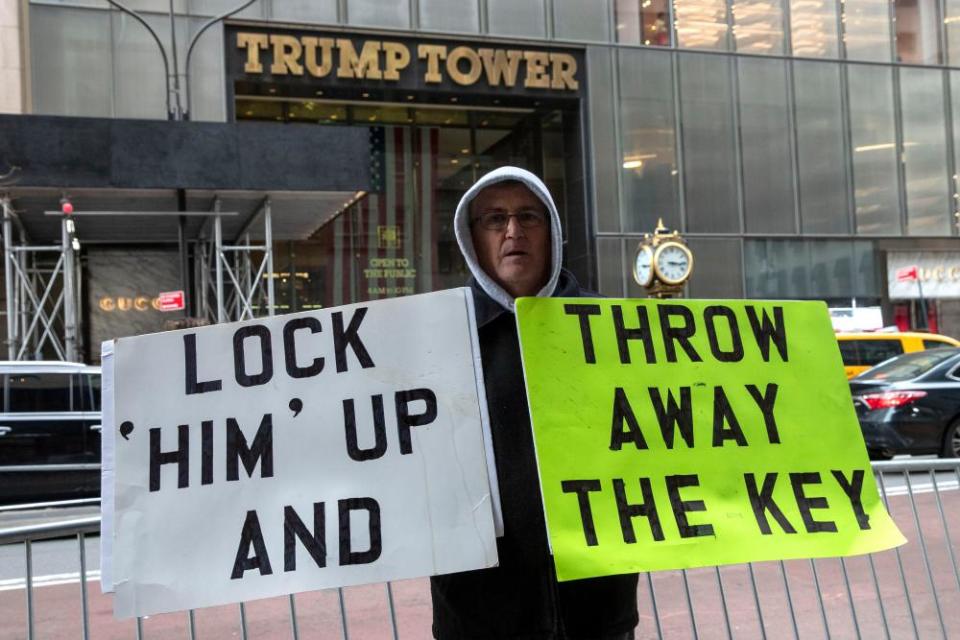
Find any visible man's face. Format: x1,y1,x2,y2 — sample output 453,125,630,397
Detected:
470,182,551,298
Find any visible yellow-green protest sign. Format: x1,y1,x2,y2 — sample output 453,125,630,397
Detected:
516,298,905,581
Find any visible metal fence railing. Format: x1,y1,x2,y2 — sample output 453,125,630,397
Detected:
1,459,959,639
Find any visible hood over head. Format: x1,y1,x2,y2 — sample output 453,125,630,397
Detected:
454,166,563,311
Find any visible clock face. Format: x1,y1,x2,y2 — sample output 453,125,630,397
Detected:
654,242,693,284
633,245,654,287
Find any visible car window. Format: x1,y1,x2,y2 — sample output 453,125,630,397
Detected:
923,339,954,350
854,340,904,366
3,373,74,412
84,374,101,412
838,341,861,366
857,348,960,382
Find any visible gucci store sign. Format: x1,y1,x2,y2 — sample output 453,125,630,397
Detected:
887,252,960,299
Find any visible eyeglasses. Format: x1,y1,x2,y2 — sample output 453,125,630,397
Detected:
471,211,548,231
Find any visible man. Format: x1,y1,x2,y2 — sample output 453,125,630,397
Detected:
430,167,639,639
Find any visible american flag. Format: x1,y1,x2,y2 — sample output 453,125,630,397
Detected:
329,126,440,306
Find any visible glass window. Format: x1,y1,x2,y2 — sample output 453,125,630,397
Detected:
678,52,739,233
597,238,625,296
30,5,113,117
857,339,905,366
487,0,546,38
848,65,900,235
794,61,850,234
737,57,795,233
732,0,784,53
83,374,102,412
5,373,73,413
842,0,892,62
673,0,730,49
952,72,960,217
686,237,743,298
556,0,611,41
900,68,951,236
112,12,184,120
185,16,225,122
270,0,338,24
615,0,672,45
789,0,839,57
418,0,479,31
853,240,878,297
925,338,956,349
838,340,860,366
619,48,679,233
744,239,877,300
347,0,410,28
894,0,941,63
589,47,620,233
188,0,263,18
947,0,960,65
856,346,955,380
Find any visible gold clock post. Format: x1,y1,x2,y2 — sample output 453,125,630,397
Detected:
632,219,694,299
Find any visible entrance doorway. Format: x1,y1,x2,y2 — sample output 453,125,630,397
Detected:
236,98,581,308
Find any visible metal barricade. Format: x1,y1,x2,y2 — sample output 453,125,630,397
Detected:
1,459,958,639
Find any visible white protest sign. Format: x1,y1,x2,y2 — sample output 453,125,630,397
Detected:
109,289,498,618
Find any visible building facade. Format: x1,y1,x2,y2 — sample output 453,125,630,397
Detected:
4,0,960,357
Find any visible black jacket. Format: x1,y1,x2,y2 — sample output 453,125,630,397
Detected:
430,270,639,639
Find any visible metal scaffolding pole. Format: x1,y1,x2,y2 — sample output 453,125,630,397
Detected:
214,201,225,324
62,216,78,362
2,197,17,360
264,199,275,317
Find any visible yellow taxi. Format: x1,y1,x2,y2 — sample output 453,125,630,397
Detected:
837,332,960,379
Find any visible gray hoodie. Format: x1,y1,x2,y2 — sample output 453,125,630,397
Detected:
454,166,563,312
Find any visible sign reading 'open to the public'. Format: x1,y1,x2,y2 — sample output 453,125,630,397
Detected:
516,298,905,581
106,289,498,618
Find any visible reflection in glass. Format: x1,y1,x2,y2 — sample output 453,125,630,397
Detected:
556,0,612,41
678,53,739,232
347,0,410,28
615,0,672,45
270,0,337,23
418,0,480,32
848,65,900,234
597,238,625,296
789,0,839,56
794,61,850,233
738,58,794,232
745,239,877,301
947,0,960,65
487,0,547,37
843,0,892,61
952,72,960,223
894,0,941,63
674,0,730,49
31,5,113,117
732,0,784,53
589,48,620,233
900,68,950,235
619,49,679,233
686,238,743,298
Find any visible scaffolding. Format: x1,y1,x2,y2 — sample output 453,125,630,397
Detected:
0,195,275,363
1,196,81,362
196,196,275,324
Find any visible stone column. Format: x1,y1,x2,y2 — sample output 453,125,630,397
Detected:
0,0,24,114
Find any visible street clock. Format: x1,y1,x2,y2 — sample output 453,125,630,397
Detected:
632,219,693,298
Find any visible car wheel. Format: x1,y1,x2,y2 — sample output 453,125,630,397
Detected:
868,448,894,461
940,420,960,458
